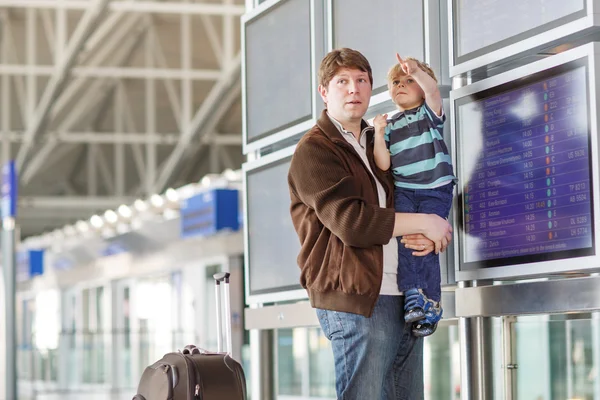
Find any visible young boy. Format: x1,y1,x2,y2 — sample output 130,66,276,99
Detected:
373,54,456,337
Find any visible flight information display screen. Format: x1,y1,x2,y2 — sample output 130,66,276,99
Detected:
245,156,302,297
454,0,584,61
456,60,594,269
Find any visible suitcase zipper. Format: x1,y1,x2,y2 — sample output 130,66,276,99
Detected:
178,353,201,399
184,354,203,399
189,358,203,399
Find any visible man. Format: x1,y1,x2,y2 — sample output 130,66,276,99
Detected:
288,48,453,399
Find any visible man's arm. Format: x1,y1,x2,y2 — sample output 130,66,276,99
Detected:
393,212,452,254
289,136,396,248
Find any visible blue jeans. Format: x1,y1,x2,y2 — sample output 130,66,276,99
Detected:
316,295,424,400
395,183,454,302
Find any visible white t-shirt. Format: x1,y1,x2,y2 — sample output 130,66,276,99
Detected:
328,114,401,295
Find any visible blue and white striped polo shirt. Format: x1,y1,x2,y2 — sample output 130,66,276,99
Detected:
384,103,456,189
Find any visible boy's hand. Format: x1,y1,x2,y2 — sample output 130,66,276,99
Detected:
373,114,388,135
396,53,419,76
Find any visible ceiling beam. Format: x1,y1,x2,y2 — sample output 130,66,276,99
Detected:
177,82,242,181
17,209,97,220
6,131,241,145
0,64,222,80
0,1,246,16
51,13,144,123
16,0,112,171
20,18,148,184
153,52,241,192
19,196,134,210
204,134,242,146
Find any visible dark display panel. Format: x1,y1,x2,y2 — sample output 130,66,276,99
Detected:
245,0,312,143
246,156,302,295
454,0,584,62
456,60,594,270
333,0,424,92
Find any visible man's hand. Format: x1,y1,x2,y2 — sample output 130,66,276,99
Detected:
420,214,453,254
373,114,388,136
396,53,419,76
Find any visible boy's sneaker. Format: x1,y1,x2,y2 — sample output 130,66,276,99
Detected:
403,288,427,323
412,301,443,337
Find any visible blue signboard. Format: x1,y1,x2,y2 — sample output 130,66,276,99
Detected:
28,250,44,277
2,161,17,218
15,249,44,281
180,189,240,238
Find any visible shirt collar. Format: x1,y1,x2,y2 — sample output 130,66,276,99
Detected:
326,112,372,147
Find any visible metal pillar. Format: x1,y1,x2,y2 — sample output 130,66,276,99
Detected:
249,321,274,400
2,217,17,400
459,280,495,400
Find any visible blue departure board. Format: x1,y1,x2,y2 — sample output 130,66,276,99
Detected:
457,62,594,268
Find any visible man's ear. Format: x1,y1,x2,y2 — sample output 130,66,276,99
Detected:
318,84,328,104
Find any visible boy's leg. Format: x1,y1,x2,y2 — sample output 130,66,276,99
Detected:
415,184,454,303
315,296,422,400
395,188,426,293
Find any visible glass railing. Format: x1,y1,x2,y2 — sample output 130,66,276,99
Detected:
511,313,599,400
17,330,201,391
424,322,461,400
275,323,461,400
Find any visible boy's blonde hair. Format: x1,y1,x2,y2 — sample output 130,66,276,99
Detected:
387,57,437,84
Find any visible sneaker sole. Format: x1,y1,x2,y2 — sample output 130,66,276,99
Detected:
404,310,425,323
412,323,438,337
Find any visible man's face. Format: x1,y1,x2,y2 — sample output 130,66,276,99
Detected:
318,68,372,126
389,75,425,110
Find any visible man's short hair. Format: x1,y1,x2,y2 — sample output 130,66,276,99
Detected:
318,48,373,88
387,57,437,83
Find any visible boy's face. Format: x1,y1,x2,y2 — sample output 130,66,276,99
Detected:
318,67,372,126
389,74,425,111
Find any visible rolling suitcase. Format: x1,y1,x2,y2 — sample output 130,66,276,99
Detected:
133,272,247,400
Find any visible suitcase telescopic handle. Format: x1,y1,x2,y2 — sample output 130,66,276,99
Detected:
214,272,230,284
213,272,232,355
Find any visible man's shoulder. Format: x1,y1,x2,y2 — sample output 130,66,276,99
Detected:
296,125,331,152
289,126,339,190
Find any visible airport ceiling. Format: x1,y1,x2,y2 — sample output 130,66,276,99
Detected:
0,0,245,237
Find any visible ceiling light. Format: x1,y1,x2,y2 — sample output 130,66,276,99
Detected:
104,210,118,224
118,204,132,218
75,220,89,233
90,215,104,229
165,188,179,202
134,199,148,212
150,194,164,208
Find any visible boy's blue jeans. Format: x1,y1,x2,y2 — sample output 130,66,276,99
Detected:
316,295,424,400
395,183,454,302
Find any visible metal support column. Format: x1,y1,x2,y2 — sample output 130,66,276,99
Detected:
459,280,474,400
502,316,516,400
249,322,274,400
0,13,9,397
459,280,495,400
2,201,17,400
